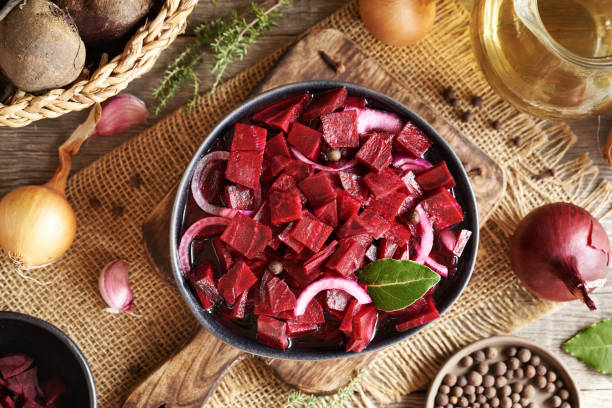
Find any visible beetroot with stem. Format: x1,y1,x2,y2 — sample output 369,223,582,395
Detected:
511,203,609,310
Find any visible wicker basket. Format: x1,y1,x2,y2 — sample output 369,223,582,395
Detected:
0,0,198,128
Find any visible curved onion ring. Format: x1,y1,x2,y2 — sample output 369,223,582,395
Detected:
290,147,358,172
178,217,230,275
190,151,254,218
413,205,434,264
392,155,433,173
294,277,372,317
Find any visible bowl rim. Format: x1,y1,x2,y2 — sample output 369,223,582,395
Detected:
170,80,479,361
0,311,97,406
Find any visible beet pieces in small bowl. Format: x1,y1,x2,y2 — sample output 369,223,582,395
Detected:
171,81,478,360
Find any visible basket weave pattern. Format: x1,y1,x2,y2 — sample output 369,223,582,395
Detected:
0,0,198,128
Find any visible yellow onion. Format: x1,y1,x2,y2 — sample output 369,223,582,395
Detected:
0,105,101,267
359,0,436,47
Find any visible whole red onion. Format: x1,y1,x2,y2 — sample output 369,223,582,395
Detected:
511,203,610,310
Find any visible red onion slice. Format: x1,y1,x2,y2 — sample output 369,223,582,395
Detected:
392,155,433,173
413,242,448,278
178,217,230,275
439,229,457,253
414,205,434,264
290,147,358,172
294,277,372,317
191,151,254,218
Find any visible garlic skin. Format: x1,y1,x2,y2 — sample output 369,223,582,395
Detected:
99,260,137,315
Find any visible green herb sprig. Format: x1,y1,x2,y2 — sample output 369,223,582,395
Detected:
153,0,292,115
280,369,364,408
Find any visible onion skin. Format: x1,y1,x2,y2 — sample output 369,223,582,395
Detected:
0,186,76,267
359,0,436,47
511,203,609,310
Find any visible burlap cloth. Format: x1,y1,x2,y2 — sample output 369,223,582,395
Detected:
2,1,611,407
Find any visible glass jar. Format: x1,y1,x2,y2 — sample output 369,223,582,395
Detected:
471,0,612,120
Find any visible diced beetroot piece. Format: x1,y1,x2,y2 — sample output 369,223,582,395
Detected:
287,322,319,337
387,296,429,318
384,221,412,245
283,261,321,289
231,123,267,152
0,354,33,379
395,297,440,332
278,222,305,253
279,297,325,325
393,243,411,260
340,299,364,336
220,213,272,259
225,150,263,190
420,189,465,230
358,209,391,239
41,376,69,406
415,161,456,191
313,200,338,228
289,211,334,252
303,240,338,274
253,200,271,224
298,172,337,208
452,229,472,257
394,121,432,157
370,191,409,220
339,172,368,202
355,132,393,173
0,396,15,408
224,185,254,210
264,132,291,159
264,155,292,181
346,305,378,352
336,189,362,223
377,238,399,259
365,244,378,262
217,260,258,304
344,96,366,109
336,214,369,239
232,289,250,319
253,93,310,133
189,262,220,308
269,190,302,226
197,159,226,203
364,168,404,199
287,122,322,161
266,277,297,313
21,400,43,408
283,160,313,182
325,289,351,312
350,233,374,249
325,238,367,277
270,173,297,193
400,171,425,210
7,367,39,400
257,315,289,350
302,87,348,121
321,110,359,148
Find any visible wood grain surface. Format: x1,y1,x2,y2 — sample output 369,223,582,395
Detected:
1,0,611,406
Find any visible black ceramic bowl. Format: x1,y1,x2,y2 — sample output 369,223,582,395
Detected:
171,81,479,360
0,311,97,407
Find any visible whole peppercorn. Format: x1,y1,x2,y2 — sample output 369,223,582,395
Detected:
443,373,457,386
477,361,489,375
530,355,541,366
458,375,468,387
547,371,558,382
495,376,507,388
474,350,487,362
500,385,512,397
519,398,529,407
465,385,476,395
493,361,507,376
473,403,480,408
483,375,495,387
490,397,500,407
560,403,571,408
515,368,524,379
477,385,484,394
536,365,547,376
478,395,487,404
508,357,520,370
452,386,463,397
535,375,547,389
550,396,562,407
326,148,341,162
558,389,570,400
545,382,556,393
459,396,469,407
471,96,483,107
511,382,523,394
505,369,515,380
517,348,531,363
485,347,498,360
449,396,458,405
505,347,517,357
524,365,536,379
268,260,283,275
485,387,496,398
440,385,450,394
436,393,449,405
512,404,521,408
555,380,564,389
521,384,536,399
501,396,512,408
526,403,536,408
468,371,483,386
469,393,477,403
483,404,491,408
511,393,520,403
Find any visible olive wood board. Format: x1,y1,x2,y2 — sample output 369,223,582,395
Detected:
124,29,505,408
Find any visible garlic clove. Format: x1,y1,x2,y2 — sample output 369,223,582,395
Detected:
95,94,148,137
99,260,138,316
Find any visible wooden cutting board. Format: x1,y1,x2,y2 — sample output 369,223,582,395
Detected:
124,29,505,408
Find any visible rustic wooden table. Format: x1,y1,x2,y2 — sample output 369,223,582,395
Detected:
0,1,610,406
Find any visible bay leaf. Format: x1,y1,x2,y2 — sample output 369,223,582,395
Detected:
358,259,440,312
562,317,612,375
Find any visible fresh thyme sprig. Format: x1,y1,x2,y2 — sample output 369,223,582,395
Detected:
153,0,292,115
280,369,364,408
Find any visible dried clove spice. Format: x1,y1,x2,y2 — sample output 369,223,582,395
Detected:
535,169,556,180
129,173,143,189
512,137,523,147
442,86,456,101
319,50,345,73
460,110,473,123
89,197,101,209
471,96,483,107
491,119,502,131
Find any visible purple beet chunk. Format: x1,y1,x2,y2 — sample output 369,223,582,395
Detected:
231,123,267,152
415,161,456,191
0,354,33,379
420,188,464,230
364,168,404,199
269,189,303,225
257,316,289,350
225,150,263,190
298,172,337,208
302,87,348,121
218,260,258,304
355,132,393,172
394,121,432,157
252,93,311,133
289,211,334,252
287,122,322,161
220,213,272,259
321,110,359,148
325,238,367,277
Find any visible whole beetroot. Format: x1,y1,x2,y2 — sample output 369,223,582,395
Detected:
0,0,86,92
53,0,153,45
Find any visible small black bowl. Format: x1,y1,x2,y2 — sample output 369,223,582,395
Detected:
0,311,97,407
171,80,479,360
